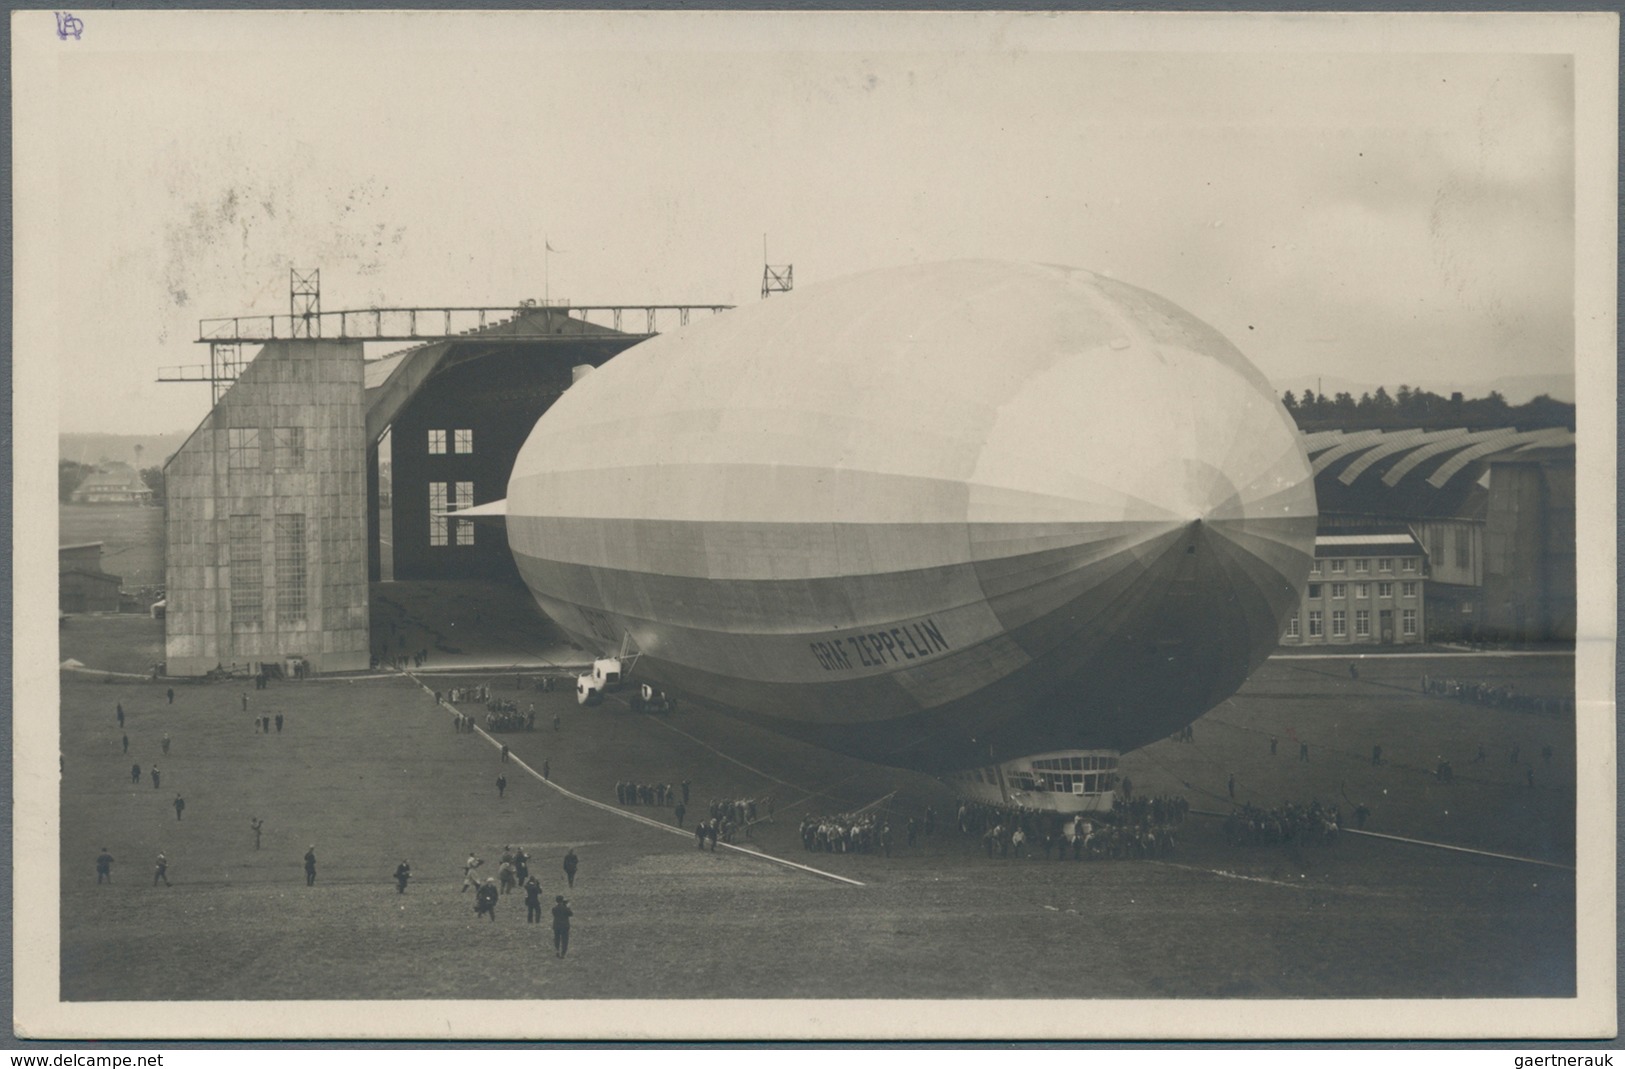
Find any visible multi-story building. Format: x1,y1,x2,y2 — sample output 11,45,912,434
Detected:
1282,529,1427,647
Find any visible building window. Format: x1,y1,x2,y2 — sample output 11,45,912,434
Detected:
1287,613,1300,638
1331,610,1347,637
1308,583,1322,599
429,482,448,546
229,514,262,626
428,429,447,455
1355,609,1370,637
1309,561,1322,576
1308,610,1323,638
1354,559,1369,573
1355,583,1369,599
1378,558,1393,572
1402,581,1418,598
454,429,474,454
1454,527,1472,569
275,514,307,624
1402,609,1418,636
1330,559,1345,574
1331,583,1346,600
274,427,305,470
455,481,475,546
1402,558,1417,572
228,428,260,470
1378,582,1394,599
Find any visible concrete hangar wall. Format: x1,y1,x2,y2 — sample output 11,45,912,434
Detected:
164,309,646,677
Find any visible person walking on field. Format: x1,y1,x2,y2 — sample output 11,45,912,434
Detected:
304,846,317,886
475,878,499,921
153,852,171,887
250,817,263,850
161,732,171,755
562,848,578,888
496,772,507,799
95,848,114,884
394,861,412,894
131,763,141,784
122,734,129,754
524,876,543,923
461,853,483,892
116,703,124,728
551,896,573,957
173,794,186,821
167,687,174,705
151,766,162,790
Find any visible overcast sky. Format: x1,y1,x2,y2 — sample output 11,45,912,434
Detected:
41,13,1579,435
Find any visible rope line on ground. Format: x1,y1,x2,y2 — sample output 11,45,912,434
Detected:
400,669,865,888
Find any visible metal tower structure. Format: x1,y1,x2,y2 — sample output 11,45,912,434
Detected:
291,268,321,338
761,236,793,299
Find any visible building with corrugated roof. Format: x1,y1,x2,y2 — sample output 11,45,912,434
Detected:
1298,426,1574,643
70,463,153,505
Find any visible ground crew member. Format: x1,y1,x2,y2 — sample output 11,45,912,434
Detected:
475,878,499,921
276,714,284,733
96,848,114,884
542,760,550,780
674,802,686,827
153,852,170,887
500,744,510,764
497,772,507,798
151,766,161,789
173,794,185,821
551,896,572,956
461,853,483,892
524,876,543,923
250,817,263,849
167,687,174,705
304,846,317,886
1227,774,1236,800
553,713,560,732
116,703,124,728
131,763,141,784
562,848,578,888
121,734,129,754
394,861,411,894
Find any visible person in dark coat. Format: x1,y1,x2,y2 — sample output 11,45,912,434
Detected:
250,817,263,850
497,773,507,798
394,861,412,894
166,687,174,705
173,794,186,821
551,896,573,956
153,852,171,887
116,703,124,728
151,766,161,790
275,714,283,733
121,733,129,754
562,848,578,888
95,848,114,884
475,879,499,921
674,802,686,827
304,846,317,886
524,876,543,923
131,763,141,784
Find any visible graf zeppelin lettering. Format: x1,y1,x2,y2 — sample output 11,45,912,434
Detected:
809,618,951,672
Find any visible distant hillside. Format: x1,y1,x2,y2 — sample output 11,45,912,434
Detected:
60,431,190,469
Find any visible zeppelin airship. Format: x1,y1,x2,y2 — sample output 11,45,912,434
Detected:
502,260,1317,811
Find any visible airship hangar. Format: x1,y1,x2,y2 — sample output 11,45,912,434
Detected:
157,270,1574,682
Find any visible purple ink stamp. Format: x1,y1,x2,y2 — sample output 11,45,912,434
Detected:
55,12,83,40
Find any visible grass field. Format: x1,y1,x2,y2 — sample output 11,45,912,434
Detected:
59,504,165,591
60,647,1576,1002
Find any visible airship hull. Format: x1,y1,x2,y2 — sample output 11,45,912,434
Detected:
506,261,1316,773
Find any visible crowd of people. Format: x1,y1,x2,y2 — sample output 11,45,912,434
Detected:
951,794,1189,862
482,702,535,733
617,781,680,806
1221,801,1343,847
798,812,893,854
1422,675,1573,716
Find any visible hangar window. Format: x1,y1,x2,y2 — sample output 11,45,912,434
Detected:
229,514,262,627
454,429,474,454
429,482,449,546
1355,609,1370,638
1378,582,1393,598
1330,559,1346,574
1403,609,1418,636
428,430,447,455
1402,582,1418,599
274,427,305,470
1331,610,1347,638
1287,613,1300,638
275,514,307,624
455,481,475,545
228,428,260,470
1330,583,1346,600
1308,611,1323,637
1355,583,1368,599
1354,559,1370,574
1401,558,1418,572
1378,558,1393,572
1309,561,1322,576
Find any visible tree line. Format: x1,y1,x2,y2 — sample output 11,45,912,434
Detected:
1284,386,1574,433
